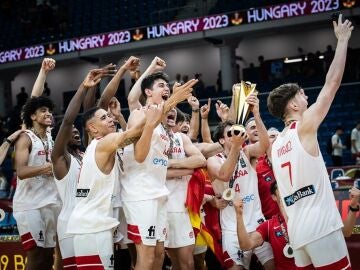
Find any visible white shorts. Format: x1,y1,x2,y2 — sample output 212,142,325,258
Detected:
166,212,195,248
117,207,133,245
193,245,207,255
294,229,351,269
13,204,61,250
59,237,76,269
112,207,124,244
222,231,274,269
122,196,167,246
74,230,114,270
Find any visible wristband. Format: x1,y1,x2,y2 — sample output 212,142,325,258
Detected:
4,138,12,145
349,205,360,212
192,109,199,113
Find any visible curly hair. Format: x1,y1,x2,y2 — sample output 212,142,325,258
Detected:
22,96,54,128
267,83,301,120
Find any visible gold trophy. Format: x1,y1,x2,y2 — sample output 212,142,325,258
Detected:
227,81,258,137
223,81,258,202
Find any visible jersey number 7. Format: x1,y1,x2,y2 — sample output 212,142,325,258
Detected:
281,161,293,186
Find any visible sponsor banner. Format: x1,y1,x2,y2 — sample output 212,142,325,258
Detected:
1,0,356,64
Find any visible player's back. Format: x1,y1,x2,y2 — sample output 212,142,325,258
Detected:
271,121,343,249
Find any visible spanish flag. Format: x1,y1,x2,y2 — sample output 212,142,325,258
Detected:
185,168,233,269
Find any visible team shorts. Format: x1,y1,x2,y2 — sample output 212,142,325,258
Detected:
222,231,274,269
117,207,133,245
193,245,207,255
166,212,195,248
122,196,167,246
74,230,114,270
112,207,124,244
13,204,61,250
294,229,351,269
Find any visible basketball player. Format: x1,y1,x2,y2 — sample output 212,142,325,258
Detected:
207,93,274,270
122,72,197,270
66,101,160,269
165,108,206,270
51,67,115,269
267,14,353,269
13,96,61,270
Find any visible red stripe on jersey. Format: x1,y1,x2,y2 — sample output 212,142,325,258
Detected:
63,256,77,269
315,256,350,270
290,122,297,129
20,232,37,250
127,224,142,244
76,255,102,266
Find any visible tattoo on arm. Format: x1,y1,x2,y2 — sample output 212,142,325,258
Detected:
118,136,140,149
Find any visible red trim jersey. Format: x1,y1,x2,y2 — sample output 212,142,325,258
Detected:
271,121,343,249
256,155,280,219
256,214,300,270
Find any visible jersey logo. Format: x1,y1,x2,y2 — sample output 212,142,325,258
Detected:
76,189,90,197
146,226,156,239
275,231,283,237
283,185,316,207
38,230,44,242
265,176,273,182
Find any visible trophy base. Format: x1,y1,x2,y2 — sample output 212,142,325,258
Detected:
222,188,235,201
228,124,245,137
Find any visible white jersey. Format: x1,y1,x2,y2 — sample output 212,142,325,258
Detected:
166,133,189,212
271,121,343,249
112,149,124,208
121,124,170,201
218,151,264,233
54,155,81,239
67,138,120,234
13,130,60,211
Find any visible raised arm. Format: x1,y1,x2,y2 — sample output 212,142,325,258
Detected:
15,133,52,179
244,93,270,160
207,131,247,182
128,57,166,111
108,97,127,131
200,98,213,143
300,15,353,134
163,79,198,114
342,187,360,237
234,200,264,250
215,100,230,123
127,103,164,163
98,58,138,110
52,68,111,179
0,129,23,165
31,58,55,97
188,96,200,141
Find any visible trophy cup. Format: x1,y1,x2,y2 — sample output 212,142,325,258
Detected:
227,81,258,137
223,81,258,202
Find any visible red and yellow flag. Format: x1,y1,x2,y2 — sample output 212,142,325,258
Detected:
185,168,233,269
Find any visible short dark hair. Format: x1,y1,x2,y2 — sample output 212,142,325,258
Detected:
175,108,185,124
22,96,54,128
82,107,99,129
183,113,191,123
213,120,234,143
140,72,169,97
267,83,301,120
270,181,278,195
